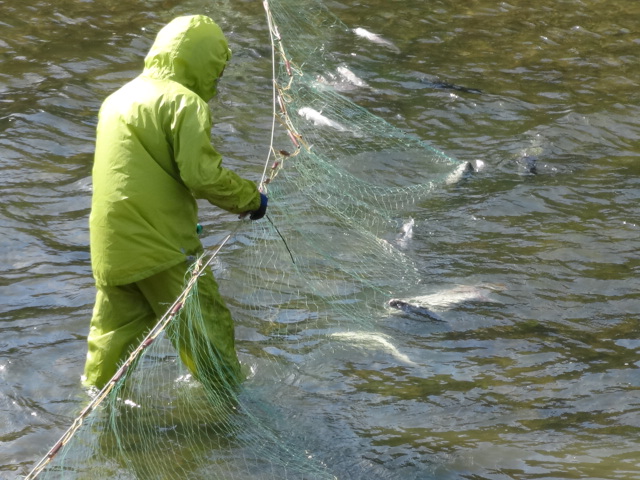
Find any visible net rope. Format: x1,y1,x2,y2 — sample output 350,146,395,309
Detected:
26,0,464,478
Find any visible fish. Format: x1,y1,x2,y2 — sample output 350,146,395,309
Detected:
315,65,369,92
389,284,505,315
470,159,486,172
330,331,417,366
444,162,472,185
512,134,547,174
353,27,400,53
336,65,368,88
396,218,414,248
298,107,347,132
387,299,445,321
445,159,486,184
517,154,538,174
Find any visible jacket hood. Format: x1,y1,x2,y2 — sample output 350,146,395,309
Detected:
143,15,231,101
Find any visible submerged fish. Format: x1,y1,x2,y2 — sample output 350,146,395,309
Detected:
517,154,538,174
298,107,347,131
336,65,368,88
315,65,369,92
387,299,444,321
445,159,485,184
511,134,548,174
353,27,400,53
330,331,417,366
389,284,505,315
396,218,414,248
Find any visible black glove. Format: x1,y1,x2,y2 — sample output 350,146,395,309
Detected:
249,193,268,220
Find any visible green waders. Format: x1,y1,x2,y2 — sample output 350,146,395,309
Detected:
83,259,241,390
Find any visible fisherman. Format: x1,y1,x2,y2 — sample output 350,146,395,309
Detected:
83,15,267,390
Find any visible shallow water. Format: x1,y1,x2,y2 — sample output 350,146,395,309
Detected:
2,0,639,479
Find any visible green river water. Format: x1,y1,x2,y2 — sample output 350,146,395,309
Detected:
1,0,639,478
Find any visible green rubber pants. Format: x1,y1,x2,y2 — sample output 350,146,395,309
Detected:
83,259,241,390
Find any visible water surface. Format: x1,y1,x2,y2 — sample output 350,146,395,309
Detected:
1,0,639,478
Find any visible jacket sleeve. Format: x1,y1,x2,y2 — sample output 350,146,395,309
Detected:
171,94,261,214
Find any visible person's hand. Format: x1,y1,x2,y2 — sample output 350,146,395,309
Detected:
249,193,268,220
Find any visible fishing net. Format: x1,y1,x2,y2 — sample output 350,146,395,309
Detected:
27,0,464,478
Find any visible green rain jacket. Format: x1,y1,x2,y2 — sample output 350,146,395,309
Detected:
90,15,261,286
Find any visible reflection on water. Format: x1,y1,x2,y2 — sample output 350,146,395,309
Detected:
2,0,639,478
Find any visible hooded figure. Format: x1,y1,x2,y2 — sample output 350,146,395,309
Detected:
83,15,267,390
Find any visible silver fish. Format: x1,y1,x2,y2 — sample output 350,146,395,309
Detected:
389,284,505,315
336,65,368,88
315,65,369,92
330,331,417,366
396,218,414,248
388,299,444,321
298,107,347,131
445,159,486,184
353,27,400,53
